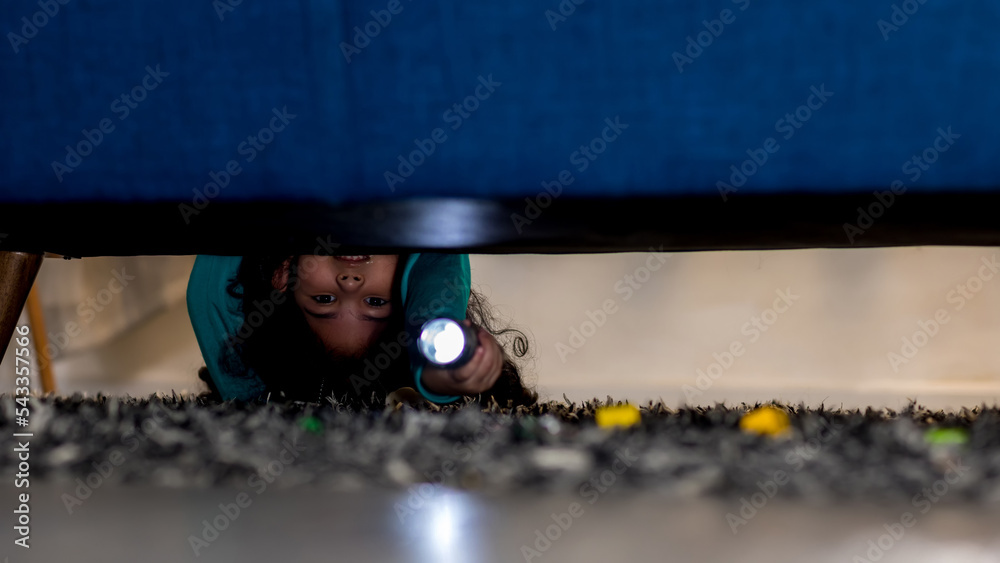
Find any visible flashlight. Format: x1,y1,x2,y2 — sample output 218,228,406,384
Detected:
417,318,479,369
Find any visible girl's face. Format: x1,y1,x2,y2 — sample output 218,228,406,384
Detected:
281,255,399,358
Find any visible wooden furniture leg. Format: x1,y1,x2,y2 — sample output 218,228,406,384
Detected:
1,251,44,367
25,284,56,393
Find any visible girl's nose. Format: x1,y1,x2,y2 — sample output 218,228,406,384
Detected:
337,273,363,291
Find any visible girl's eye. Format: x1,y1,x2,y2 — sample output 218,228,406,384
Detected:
365,297,388,307
313,295,335,304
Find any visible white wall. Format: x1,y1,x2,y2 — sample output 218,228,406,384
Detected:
469,247,1000,407
1,256,197,394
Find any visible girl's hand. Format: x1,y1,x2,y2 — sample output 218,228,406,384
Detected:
421,322,503,396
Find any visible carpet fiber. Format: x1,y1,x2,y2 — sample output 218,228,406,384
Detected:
2,394,994,503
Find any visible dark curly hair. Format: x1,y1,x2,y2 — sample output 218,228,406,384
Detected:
210,254,536,407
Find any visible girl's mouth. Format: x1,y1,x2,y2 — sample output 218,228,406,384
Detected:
334,255,371,263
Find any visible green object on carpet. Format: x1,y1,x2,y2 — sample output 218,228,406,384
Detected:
924,427,969,445
298,415,324,434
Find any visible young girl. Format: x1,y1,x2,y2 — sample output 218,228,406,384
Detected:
186,252,536,407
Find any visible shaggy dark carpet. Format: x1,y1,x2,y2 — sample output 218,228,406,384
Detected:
1,394,995,503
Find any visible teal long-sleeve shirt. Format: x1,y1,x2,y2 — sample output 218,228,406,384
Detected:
186,254,471,403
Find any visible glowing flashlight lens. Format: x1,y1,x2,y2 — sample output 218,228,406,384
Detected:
418,318,480,368
420,319,465,364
